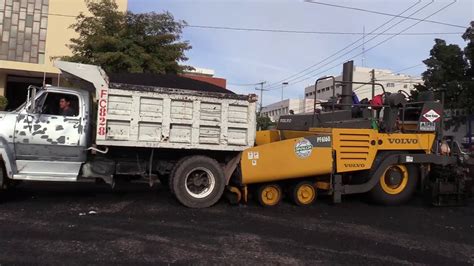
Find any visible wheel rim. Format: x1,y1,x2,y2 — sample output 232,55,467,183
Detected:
380,165,409,195
261,185,281,206
296,184,315,205
184,167,216,199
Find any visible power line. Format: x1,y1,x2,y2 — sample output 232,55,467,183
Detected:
291,1,455,87
263,0,425,90
228,82,265,86
264,0,429,90
267,0,455,90
304,0,466,29
186,25,462,35
0,8,77,18
374,63,425,79
1,8,462,35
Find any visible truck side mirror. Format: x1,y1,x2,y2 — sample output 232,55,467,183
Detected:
26,86,37,113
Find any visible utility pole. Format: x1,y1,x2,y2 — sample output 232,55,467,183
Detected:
362,26,366,67
371,69,375,99
255,81,267,114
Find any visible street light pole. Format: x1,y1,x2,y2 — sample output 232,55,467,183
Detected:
281,82,289,102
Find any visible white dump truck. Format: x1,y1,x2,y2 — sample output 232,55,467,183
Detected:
0,61,257,208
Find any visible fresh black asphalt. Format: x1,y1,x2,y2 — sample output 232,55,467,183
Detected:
0,182,472,265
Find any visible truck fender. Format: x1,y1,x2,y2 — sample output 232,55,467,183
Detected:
0,137,16,179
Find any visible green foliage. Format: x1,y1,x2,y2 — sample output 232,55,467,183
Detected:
0,96,8,111
62,0,192,74
257,115,275,130
415,22,474,128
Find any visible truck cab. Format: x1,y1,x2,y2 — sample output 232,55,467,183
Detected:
0,86,91,182
0,61,258,208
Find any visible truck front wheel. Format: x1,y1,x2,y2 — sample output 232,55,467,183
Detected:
0,163,5,190
171,156,225,208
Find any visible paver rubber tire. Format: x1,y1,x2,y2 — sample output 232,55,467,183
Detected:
257,183,282,207
171,156,225,208
290,181,316,206
369,163,419,206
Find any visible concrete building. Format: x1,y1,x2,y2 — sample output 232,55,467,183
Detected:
304,66,422,102
0,0,128,109
261,99,311,122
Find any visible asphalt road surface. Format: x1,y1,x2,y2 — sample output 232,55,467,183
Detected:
0,182,473,265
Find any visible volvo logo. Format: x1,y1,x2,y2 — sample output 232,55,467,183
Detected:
388,138,418,144
344,163,365,168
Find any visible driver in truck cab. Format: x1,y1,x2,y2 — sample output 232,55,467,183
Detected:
58,96,76,116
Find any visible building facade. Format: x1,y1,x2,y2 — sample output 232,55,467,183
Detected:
261,99,309,122
304,66,422,102
0,0,128,109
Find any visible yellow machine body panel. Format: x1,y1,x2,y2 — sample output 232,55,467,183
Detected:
377,132,435,153
242,128,436,185
255,130,280,146
241,136,333,185
255,130,323,146
332,128,436,173
331,128,379,173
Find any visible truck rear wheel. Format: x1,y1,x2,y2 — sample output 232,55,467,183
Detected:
0,163,5,190
171,156,225,208
257,183,282,207
291,181,316,206
369,164,418,205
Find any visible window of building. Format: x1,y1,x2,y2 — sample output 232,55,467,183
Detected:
386,83,395,88
403,84,408,88
317,90,321,93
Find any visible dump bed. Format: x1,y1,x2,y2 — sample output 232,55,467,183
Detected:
54,60,257,151
95,82,257,151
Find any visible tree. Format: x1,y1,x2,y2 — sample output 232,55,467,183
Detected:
257,115,275,130
463,22,474,78
414,22,474,128
62,0,192,74
422,39,467,127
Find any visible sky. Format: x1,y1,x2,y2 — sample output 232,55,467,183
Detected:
128,0,473,105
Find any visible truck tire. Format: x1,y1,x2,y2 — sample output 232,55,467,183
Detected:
171,156,225,208
369,163,419,205
168,156,191,195
0,163,5,190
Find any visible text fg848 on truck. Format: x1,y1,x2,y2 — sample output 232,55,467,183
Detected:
0,61,257,208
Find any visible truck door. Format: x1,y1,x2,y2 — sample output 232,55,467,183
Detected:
13,90,86,179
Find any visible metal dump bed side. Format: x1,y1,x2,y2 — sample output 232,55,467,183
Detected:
54,61,257,151
96,83,257,151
